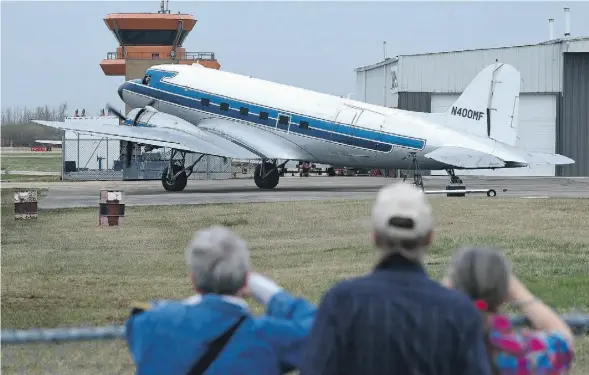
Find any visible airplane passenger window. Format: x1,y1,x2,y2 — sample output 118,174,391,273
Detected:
259,111,269,120
299,121,309,129
240,107,249,116
220,102,229,111
201,98,210,106
278,115,289,125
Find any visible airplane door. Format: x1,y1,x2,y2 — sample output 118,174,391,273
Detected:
352,109,387,161
329,106,363,160
334,106,362,124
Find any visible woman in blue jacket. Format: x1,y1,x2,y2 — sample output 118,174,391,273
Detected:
125,226,317,375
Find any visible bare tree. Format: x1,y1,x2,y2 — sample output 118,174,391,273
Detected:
1,102,69,146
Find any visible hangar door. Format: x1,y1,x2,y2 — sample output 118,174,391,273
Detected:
429,93,557,176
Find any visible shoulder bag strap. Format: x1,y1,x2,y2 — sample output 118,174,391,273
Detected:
186,315,247,375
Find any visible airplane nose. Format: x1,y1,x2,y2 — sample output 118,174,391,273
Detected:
118,82,124,101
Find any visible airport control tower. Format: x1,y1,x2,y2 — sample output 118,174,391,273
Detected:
100,1,221,113
99,1,221,180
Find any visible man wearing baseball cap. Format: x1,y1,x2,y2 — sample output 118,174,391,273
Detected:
300,183,492,375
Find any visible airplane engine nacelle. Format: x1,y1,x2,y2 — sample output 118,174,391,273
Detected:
127,106,196,134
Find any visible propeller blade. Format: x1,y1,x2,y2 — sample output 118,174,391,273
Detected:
132,107,148,127
106,104,126,122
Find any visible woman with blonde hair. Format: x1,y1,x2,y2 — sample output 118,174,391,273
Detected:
443,246,575,374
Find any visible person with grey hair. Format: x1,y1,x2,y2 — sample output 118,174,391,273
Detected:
125,225,317,375
443,246,575,375
301,182,492,375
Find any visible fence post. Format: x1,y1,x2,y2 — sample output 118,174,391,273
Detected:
99,190,125,226
77,132,80,172
106,136,109,171
14,190,38,220
61,132,65,180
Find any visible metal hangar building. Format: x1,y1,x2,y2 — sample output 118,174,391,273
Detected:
354,36,589,177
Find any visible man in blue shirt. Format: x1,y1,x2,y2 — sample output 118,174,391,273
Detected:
126,226,317,375
300,182,492,375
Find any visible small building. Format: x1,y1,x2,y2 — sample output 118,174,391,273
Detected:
355,36,589,177
63,116,122,172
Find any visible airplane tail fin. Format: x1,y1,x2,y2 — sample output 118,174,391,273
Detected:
441,62,521,146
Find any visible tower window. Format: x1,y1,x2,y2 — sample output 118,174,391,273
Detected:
259,111,269,120
240,107,249,116
299,121,309,129
220,102,229,111
201,98,210,106
278,115,289,125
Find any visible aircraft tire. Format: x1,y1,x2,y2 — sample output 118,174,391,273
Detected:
327,167,336,177
161,165,188,192
254,162,279,189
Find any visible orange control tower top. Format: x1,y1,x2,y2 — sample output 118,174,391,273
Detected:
100,3,220,77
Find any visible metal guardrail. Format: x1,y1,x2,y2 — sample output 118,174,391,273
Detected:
105,51,216,60
2,314,588,344
182,52,216,61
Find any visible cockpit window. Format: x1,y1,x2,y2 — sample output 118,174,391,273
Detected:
138,109,156,124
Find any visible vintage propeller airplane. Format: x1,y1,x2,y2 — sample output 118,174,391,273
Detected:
34,62,573,192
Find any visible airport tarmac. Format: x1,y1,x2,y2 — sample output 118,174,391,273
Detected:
2,176,588,209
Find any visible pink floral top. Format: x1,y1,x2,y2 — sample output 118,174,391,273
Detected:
487,314,574,374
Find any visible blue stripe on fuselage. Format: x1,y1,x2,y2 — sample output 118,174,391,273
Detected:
121,69,426,152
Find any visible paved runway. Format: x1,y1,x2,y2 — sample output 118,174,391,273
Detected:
3,176,588,209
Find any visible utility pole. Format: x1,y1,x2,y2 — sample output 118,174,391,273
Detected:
383,41,387,107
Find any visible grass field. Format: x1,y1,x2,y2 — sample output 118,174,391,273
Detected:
1,174,61,182
1,150,62,183
1,197,588,374
1,151,62,173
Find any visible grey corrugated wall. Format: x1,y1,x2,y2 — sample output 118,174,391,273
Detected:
397,92,432,176
558,53,589,176
397,92,432,113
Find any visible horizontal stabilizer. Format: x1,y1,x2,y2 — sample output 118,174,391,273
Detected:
523,152,575,165
424,146,505,169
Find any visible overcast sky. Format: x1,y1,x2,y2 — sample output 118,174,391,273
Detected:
2,1,588,116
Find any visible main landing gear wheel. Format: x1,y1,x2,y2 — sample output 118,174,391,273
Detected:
162,164,187,192
327,167,336,177
162,165,187,191
254,161,280,189
159,149,206,192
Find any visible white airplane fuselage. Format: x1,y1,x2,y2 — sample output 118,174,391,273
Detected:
119,64,525,170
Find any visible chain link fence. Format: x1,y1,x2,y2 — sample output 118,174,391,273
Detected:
60,137,262,181
2,315,588,374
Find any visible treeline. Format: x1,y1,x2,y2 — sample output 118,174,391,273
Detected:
1,103,67,146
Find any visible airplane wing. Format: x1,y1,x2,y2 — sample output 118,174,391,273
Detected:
32,117,315,161
424,146,506,168
33,119,254,159
196,118,316,161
